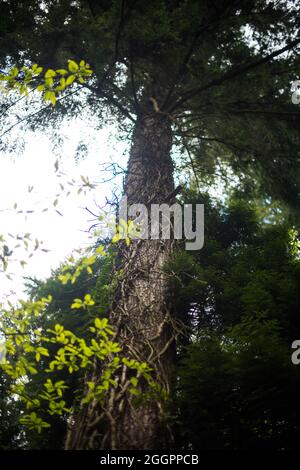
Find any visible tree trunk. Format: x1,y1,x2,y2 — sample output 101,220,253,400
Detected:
65,111,177,450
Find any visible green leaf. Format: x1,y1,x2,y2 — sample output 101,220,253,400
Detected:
56,69,68,75
66,74,76,86
48,92,57,106
45,69,56,78
68,60,79,73
131,377,138,387
10,66,19,77
84,294,95,306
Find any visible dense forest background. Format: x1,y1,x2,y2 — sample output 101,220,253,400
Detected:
1,192,300,450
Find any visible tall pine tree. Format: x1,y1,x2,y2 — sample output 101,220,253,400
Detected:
1,0,300,449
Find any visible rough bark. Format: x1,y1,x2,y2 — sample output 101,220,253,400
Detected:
65,111,177,450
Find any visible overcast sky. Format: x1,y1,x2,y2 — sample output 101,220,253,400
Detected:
0,119,127,303
0,106,230,306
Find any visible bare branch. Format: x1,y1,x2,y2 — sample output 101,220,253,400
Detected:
0,86,85,141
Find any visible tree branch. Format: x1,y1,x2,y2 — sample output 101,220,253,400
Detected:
129,52,141,115
0,87,85,141
169,36,300,112
82,83,136,122
161,1,243,110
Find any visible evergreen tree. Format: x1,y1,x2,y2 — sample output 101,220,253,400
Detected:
1,0,300,449
170,195,300,449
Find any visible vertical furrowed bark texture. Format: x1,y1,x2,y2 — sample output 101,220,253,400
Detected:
108,112,176,449
65,112,177,450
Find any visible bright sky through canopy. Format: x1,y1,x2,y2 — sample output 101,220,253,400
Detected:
0,119,127,302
